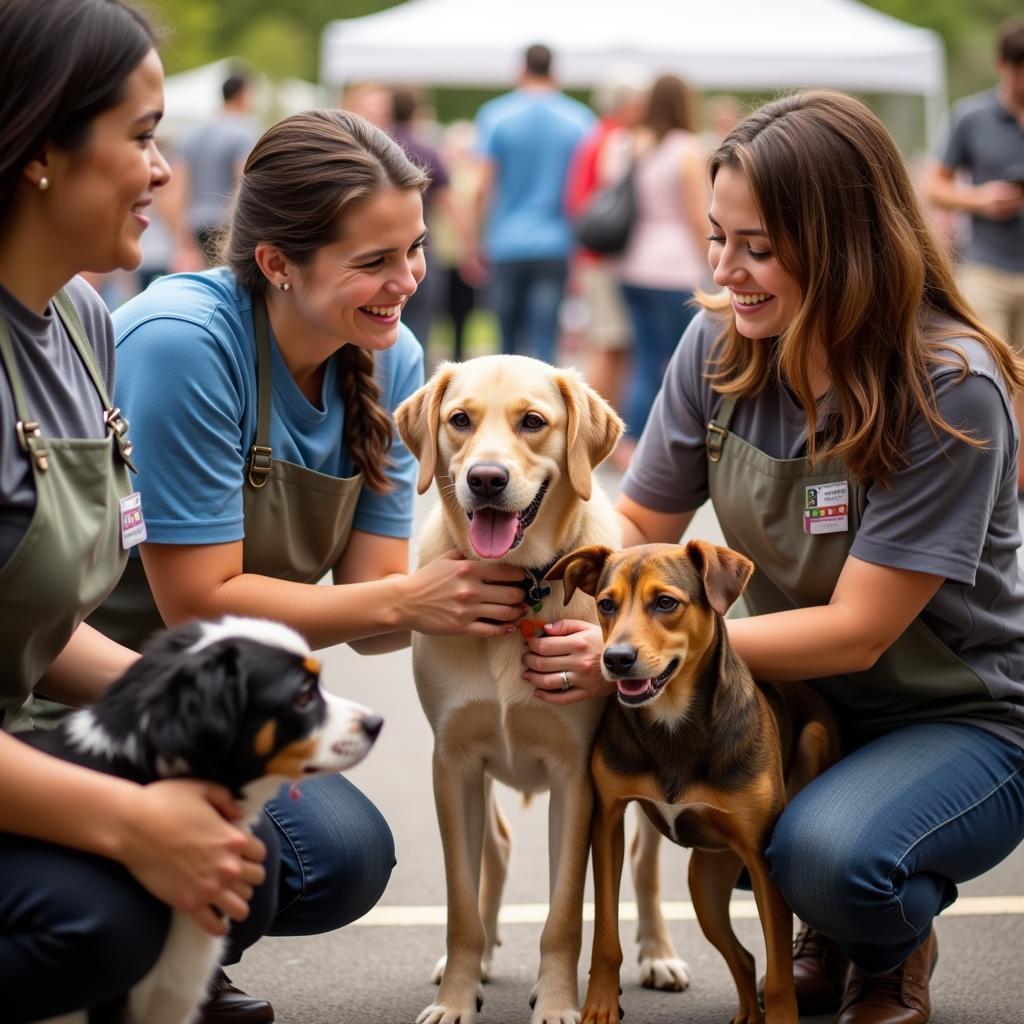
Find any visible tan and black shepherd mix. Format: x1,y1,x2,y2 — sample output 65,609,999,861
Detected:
396,354,640,1024
548,541,840,1024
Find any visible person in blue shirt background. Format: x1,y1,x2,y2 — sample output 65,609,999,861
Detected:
471,43,595,364
90,109,529,1022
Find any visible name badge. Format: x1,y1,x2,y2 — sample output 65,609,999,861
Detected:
804,481,849,535
119,491,147,549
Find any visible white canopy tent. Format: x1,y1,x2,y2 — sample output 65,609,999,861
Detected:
321,0,946,145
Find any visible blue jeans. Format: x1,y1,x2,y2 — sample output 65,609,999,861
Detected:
226,773,395,961
489,258,568,364
620,284,696,438
0,775,393,1020
767,722,1024,973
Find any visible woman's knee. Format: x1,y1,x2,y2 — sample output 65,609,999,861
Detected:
267,775,395,936
767,792,896,937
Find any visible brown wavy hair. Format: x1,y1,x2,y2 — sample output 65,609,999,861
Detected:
644,74,695,141
224,109,428,493
701,90,1024,483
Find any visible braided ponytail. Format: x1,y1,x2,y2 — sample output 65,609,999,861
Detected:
337,346,395,493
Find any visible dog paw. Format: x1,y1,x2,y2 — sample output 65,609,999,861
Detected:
531,1007,581,1024
416,987,484,1024
639,954,690,991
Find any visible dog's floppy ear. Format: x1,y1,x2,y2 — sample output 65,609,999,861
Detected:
685,540,754,617
557,371,624,500
106,630,251,775
546,544,612,603
395,363,456,495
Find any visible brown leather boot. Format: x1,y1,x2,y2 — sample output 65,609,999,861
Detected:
837,927,938,1024
197,970,275,1023
758,923,851,1014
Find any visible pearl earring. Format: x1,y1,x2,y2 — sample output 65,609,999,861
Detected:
279,281,291,292
38,177,49,192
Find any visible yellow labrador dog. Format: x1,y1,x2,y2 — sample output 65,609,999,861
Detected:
396,355,629,1024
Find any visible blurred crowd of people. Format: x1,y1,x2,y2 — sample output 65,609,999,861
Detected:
92,31,1024,476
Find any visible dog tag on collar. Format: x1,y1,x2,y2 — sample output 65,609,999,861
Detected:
803,481,849,535
119,491,147,549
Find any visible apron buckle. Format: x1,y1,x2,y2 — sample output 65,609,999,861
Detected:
105,408,135,461
248,444,273,488
15,420,48,472
706,421,728,463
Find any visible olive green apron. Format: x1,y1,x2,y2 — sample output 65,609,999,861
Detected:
89,296,364,650
0,291,134,731
706,394,1004,745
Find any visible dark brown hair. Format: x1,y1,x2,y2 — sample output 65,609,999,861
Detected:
225,109,428,493
702,90,1024,483
644,74,695,141
998,17,1024,64
0,0,156,222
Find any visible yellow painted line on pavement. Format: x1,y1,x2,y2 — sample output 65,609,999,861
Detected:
355,895,1024,927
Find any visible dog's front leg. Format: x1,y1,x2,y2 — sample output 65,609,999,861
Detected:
530,770,593,1024
418,755,487,1024
745,850,798,1024
128,913,223,1024
580,787,628,1024
629,811,690,991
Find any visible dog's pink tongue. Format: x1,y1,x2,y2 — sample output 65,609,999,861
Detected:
617,678,653,698
469,509,518,559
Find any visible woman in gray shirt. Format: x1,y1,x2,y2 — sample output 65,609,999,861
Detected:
0,3,264,1020
525,91,1024,1024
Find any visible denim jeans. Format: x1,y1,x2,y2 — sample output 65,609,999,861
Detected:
0,775,393,1020
225,773,395,961
620,284,697,439
489,258,569,365
767,721,1024,973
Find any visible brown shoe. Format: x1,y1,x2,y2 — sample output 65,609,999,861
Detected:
837,928,938,1024
198,970,275,1024
758,923,851,1014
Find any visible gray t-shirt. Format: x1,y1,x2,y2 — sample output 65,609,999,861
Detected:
623,309,1024,747
0,277,115,568
939,88,1024,273
180,113,260,235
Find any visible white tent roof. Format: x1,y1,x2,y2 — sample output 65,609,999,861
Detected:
321,0,945,99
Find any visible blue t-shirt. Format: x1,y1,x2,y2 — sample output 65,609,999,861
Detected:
476,88,595,262
112,268,423,546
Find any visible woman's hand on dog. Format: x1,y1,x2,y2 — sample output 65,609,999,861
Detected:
398,549,530,637
118,779,267,936
523,620,616,704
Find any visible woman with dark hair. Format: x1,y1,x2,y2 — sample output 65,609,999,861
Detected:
89,107,528,1020
0,2,266,1021
610,72,708,469
525,90,1024,1023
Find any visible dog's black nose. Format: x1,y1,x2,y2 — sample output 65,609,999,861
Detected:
361,715,384,742
603,644,638,674
467,462,509,498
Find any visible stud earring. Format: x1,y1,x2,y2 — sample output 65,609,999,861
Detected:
279,281,290,292
38,177,49,192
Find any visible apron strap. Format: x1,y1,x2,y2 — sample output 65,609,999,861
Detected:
248,298,273,489
0,310,50,472
706,394,738,464
51,290,136,471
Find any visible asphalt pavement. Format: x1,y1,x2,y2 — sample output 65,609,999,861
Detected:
229,467,1024,1024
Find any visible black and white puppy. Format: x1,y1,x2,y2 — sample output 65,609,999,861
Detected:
28,616,382,1024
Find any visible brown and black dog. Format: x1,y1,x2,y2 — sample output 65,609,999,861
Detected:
548,541,840,1024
